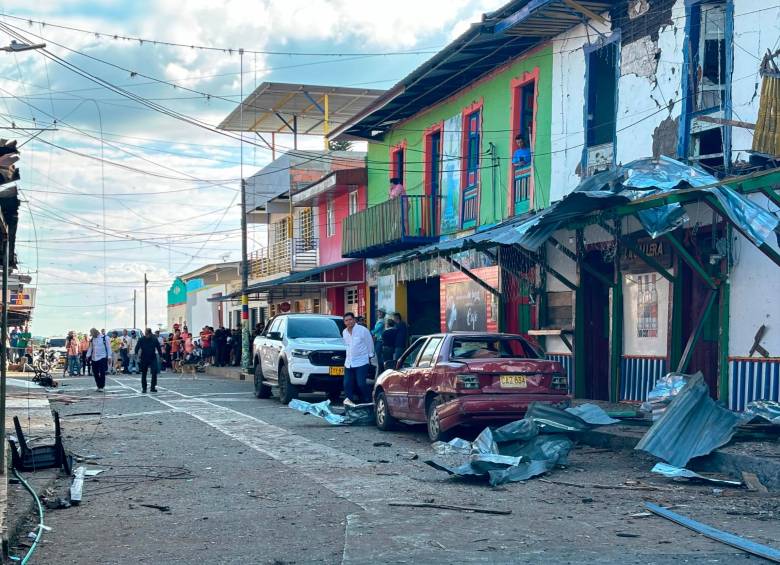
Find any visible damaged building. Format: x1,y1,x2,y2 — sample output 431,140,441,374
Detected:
327,0,780,412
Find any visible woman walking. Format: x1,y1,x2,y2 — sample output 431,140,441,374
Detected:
79,333,91,376
87,327,110,392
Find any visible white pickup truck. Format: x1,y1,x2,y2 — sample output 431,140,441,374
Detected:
252,313,351,404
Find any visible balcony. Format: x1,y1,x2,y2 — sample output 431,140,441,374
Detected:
249,237,319,280
342,195,439,258
513,166,531,215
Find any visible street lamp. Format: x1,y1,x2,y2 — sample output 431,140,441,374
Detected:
0,40,46,53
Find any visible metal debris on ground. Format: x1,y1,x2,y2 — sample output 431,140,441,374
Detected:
288,399,374,426
650,463,743,487
635,373,751,467
388,502,512,515
741,471,769,493
70,466,85,505
139,503,171,513
745,400,780,424
639,373,690,420
425,403,618,486
645,502,780,562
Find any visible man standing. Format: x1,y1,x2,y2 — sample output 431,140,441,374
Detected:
371,308,386,374
120,329,130,374
9,326,18,363
341,312,375,405
214,325,228,367
87,328,110,392
392,312,408,361
135,328,162,393
17,326,31,364
127,330,140,374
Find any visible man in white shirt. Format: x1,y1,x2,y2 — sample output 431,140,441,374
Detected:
87,327,110,392
342,312,375,404
127,330,139,374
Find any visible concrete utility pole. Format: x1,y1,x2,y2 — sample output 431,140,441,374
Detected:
143,273,148,329
239,48,250,371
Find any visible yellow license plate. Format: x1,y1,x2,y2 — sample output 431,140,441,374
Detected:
499,375,527,388
329,366,345,376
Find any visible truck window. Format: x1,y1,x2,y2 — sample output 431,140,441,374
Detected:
287,317,344,339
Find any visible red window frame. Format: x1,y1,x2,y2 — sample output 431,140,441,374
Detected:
507,68,540,214
460,99,483,228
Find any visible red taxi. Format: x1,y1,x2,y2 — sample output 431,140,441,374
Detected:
373,333,570,441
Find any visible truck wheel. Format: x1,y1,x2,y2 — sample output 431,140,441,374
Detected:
254,363,271,399
426,396,453,442
375,390,397,431
277,364,298,404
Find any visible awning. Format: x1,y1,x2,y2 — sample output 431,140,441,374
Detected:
211,259,363,302
380,157,780,269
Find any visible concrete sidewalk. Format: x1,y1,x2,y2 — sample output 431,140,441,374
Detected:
1,373,57,560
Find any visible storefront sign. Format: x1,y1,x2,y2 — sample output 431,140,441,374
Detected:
623,272,670,356
440,267,499,333
377,274,396,314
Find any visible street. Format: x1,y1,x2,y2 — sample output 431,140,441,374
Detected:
9,372,776,564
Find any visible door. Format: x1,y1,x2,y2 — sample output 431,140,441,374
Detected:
681,258,719,397
385,337,427,418
582,251,613,400
428,131,441,232
407,336,443,418
263,317,285,380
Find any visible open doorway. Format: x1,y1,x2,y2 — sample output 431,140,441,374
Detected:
407,278,441,340
581,251,613,400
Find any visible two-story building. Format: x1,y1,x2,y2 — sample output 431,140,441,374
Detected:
331,0,780,411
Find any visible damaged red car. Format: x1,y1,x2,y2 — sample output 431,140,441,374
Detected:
373,333,571,441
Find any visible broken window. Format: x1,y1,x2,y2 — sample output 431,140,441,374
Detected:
686,1,729,171
585,41,618,175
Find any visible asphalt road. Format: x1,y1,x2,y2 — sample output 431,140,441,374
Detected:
15,372,778,564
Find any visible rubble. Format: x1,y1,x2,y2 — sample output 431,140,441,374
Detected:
288,399,374,425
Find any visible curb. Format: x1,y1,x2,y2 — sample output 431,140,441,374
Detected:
579,428,780,491
201,368,249,381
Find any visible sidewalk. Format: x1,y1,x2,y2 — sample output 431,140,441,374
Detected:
202,365,248,380
1,372,57,560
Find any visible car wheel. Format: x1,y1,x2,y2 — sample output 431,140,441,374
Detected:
277,364,298,404
375,390,397,431
426,396,453,442
254,363,272,399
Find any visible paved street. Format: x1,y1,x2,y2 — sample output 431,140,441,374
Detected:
12,372,777,564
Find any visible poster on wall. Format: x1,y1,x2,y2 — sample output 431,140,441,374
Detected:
623,272,670,357
377,274,396,314
440,267,499,333
440,114,462,235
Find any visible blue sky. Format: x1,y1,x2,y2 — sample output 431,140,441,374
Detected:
0,0,507,335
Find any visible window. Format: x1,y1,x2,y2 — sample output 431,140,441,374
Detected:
287,317,344,339
344,286,359,313
326,199,335,237
449,337,540,360
348,191,358,215
299,208,315,251
399,338,426,369
511,74,537,212
462,108,481,227
391,145,405,182
584,40,618,176
416,337,442,368
273,217,289,244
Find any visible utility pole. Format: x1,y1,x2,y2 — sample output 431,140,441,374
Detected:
144,273,148,329
239,48,250,371
133,290,137,328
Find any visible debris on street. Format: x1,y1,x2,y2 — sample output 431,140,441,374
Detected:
388,502,512,515
645,502,780,562
650,463,742,487
639,372,690,420
745,400,780,424
288,399,374,426
425,403,618,486
70,466,85,505
635,373,751,467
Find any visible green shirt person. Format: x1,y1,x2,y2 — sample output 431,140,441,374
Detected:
17,329,31,350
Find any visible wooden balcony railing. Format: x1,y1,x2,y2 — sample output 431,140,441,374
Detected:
513,166,531,214
249,237,319,279
342,195,439,258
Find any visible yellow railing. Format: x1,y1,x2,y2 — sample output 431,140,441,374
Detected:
249,238,319,279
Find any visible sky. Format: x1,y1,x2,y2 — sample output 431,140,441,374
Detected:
0,0,508,337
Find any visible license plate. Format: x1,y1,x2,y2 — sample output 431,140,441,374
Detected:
499,375,527,388
329,366,345,376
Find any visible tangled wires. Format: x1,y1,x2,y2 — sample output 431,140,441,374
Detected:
80,463,194,497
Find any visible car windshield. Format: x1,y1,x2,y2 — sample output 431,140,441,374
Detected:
450,337,540,360
287,317,344,339
48,338,67,347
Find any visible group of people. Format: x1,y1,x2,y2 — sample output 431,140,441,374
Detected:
8,326,32,363
370,309,408,372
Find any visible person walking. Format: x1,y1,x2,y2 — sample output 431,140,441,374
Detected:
119,329,130,374
65,331,80,376
135,328,162,393
341,312,375,405
79,333,91,376
127,330,139,374
109,331,122,374
87,328,110,392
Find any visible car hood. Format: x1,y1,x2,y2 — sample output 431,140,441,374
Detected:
289,337,346,349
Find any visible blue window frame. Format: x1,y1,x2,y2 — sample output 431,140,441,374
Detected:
462,109,480,227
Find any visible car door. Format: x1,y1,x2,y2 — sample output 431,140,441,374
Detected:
386,338,427,419
407,336,444,419
262,318,282,379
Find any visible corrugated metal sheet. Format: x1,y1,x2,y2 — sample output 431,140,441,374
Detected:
728,359,780,411
635,373,750,467
620,356,668,402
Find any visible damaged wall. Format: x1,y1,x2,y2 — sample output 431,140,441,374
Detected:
550,0,686,202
